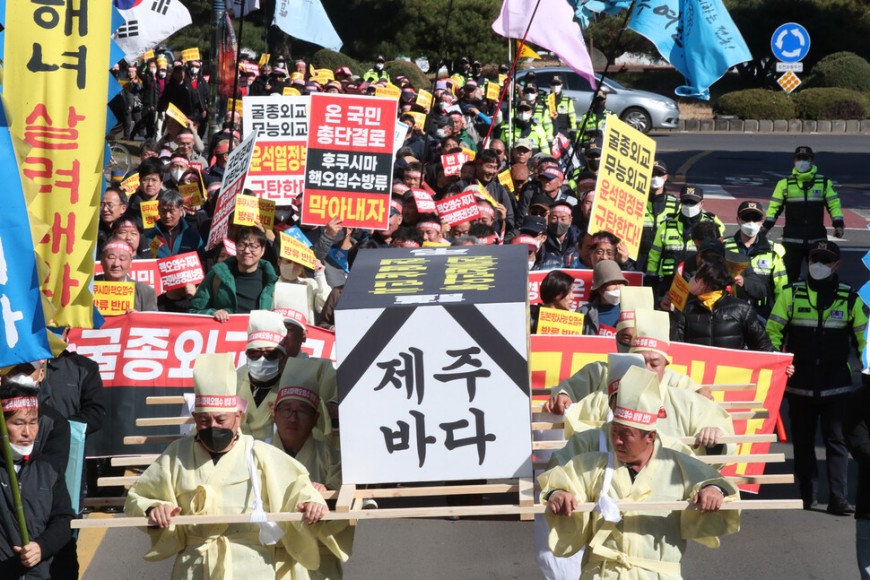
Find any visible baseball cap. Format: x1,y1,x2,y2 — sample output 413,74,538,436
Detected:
737,201,764,221
541,167,565,181
794,146,814,159
519,215,547,235
808,240,840,262
680,186,704,203
514,138,534,151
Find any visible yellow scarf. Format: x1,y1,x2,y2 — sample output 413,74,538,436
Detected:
697,290,723,311
547,92,558,118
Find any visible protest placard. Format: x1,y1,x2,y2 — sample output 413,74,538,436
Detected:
335,246,532,484
165,102,190,127
206,132,257,250
95,260,165,295
411,188,436,213
536,307,585,335
668,273,691,311
141,200,159,229
416,89,434,110
279,230,317,269
528,269,644,311
497,169,514,193
407,111,427,131
302,93,397,229
589,115,656,259
93,281,135,316
156,252,205,291
233,194,276,228
283,87,301,96
243,95,309,205
485,82,500,101
435,192,480,226
181,47,200,62
119,173,140,194
441,152,470,177
178,182,203,207
375,84,402,99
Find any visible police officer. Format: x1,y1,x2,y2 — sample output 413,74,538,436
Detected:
545,76,576,139
576,91,611,150
761,146,845,282
723,201,788,320
766,241,868,514
646,186,725,302
522,84,553,142
638,159,679,272
363,55,390,83
501,102,550,154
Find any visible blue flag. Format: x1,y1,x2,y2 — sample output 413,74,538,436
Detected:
273,0,342,52
0,98,51,366
628,0,751,100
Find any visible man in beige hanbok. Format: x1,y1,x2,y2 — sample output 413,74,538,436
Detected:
540,367,741,579
125,354,348,579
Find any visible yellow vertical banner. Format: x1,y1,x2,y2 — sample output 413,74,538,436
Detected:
5,2,113,327
589,115,656,260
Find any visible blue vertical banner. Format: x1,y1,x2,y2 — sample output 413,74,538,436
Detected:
861,223,870,371
628,0,752,100
0,98,51,366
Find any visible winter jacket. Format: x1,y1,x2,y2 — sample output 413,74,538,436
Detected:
189,257,278,315
671,293,774,351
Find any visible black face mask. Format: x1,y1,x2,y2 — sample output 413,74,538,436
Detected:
586,158,600,171
548,221,570,237
197,427,236,453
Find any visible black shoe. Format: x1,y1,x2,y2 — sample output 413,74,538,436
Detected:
803,499,818,510
826,498,855,516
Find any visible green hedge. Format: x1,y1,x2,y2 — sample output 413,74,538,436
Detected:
383,60,430,90
793,88,870,120
715,89,796,119
310,49,363,77
806,52,870,92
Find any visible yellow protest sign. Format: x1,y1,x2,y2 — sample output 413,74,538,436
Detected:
283,87,301,96
178,183,203,208
93,282,135,316
165,102,190,128
498,74,508,85
477,184,499,209
279,231,317,269
667,273,691,311
416,89,434,110
315,68,334,81
258,53,271,67
375,84,402,99
589,114,656,260
461,148,477,161
181,48,201,62
497,170,514,193
141,200,160,229
486,82,501,101
120,173,140,195
233,194,276,229
422,241,450,248
407,111,427,130
142,49,155,61
536,307,585,335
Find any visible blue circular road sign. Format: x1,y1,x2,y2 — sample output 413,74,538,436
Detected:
771,23,811,63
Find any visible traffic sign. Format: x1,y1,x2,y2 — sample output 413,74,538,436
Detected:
776,62,803,73
777,72,801,94
771,23,811,63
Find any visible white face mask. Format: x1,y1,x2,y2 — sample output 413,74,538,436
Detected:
170,169,185,182
794,160,812,173
518,112,531,122
280,263,301,280
375,63,384,71
158,71,167,79
5,374,37,388
552,85,562,95
190,67,200,75
435,128,449,139
602,289,621,306
10,443,34,461
525,94,536,104
149,67,157,74
808,262,832,280
650,176,665,190
681,204,701,218
740,221,762,238
528,259,536,270
248,356,282,381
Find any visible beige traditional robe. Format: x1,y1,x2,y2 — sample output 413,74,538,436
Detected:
553,362,700,403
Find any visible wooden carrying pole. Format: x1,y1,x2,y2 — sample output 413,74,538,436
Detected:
71,499,803,529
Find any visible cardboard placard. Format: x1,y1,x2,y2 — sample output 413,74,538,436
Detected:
181,47,201,62
589,114,655,260
165,102,190,127
407,111,427,131
375,84,402,99
142,49,155,61
223,237,236,256
140,200,159,229
119,173,140,194
94,260,164,296
485,82,500,101
279,230,317,269
416,89,434,110
93,281,135,316
206,131,257,250
258,53,271,67
497,169,514,193
178,182,203,208
283,87,301,96
233,194,276,229
156,252,205,291
667,273,691,311
536,307,585,335
441,152,470,177
411,188,436,213
435,191,480,226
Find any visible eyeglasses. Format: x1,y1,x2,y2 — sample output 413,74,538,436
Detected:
236,242,263,251
593,248,616,258
101,202,120,208
276,406,315,419
246,349,283,361
158,205,182,214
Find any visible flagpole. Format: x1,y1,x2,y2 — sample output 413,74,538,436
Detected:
208,0,228,140
507,38,513,144
0,410,29,545
482,0,544,148
228,2,248,155
563,0,637,177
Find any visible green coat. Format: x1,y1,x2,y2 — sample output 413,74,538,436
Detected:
189,257,278,315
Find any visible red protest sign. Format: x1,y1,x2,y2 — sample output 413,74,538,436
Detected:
302,94,397,229
411,188,436,213
156,252,205,291
95,260,165,295
528,269,644,310
207,132,257,250
434,191,480,226
441,152,470,177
